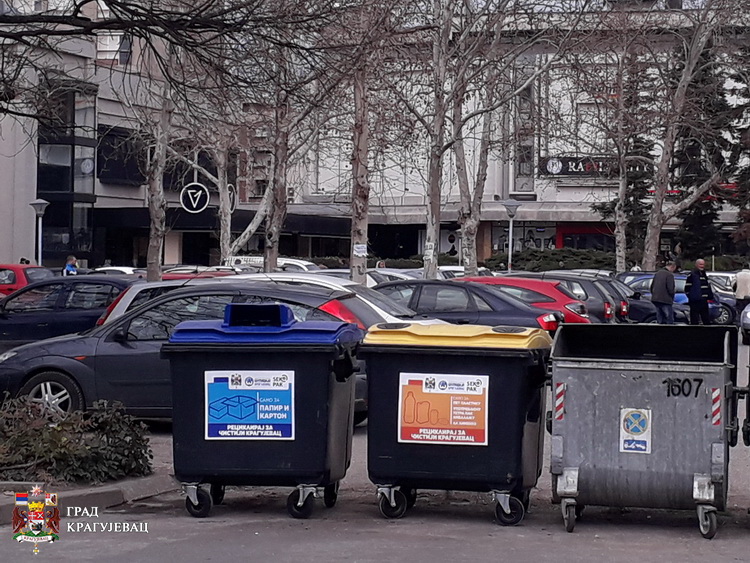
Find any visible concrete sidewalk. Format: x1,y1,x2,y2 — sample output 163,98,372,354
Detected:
0,428,177,522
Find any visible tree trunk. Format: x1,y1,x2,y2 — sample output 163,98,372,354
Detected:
643,20,715,270
614,171,628,272
460,217,480,277
350,67,370,285
424,148,442,279
264,98,289,273
423,0,450,280
216,146,232,264
228,177,273,255
146,84,172,282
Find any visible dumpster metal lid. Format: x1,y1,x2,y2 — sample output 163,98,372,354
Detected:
168,304,363,345
551,324,736,366
362,322,552,349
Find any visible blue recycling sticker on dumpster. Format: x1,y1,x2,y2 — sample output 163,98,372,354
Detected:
619,408,651,454
204,370,295,440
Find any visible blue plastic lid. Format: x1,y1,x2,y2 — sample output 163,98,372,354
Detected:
169,303,363,345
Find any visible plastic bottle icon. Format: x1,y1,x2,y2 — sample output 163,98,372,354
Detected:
417,401,430,424
403,392,416,424
430,409,439,425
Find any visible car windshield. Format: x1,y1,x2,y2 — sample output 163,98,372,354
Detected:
25,268,55,282
348,284,417,317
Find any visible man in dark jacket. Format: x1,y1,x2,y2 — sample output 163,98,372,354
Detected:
650,261,677,324
684,258,714,325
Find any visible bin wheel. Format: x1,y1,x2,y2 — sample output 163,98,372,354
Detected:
564,504,576,533
575,504,585,520
699,510,718,539
379,490,408,519
210,484,225,505
403,487,417,509
287,489,315,519
323,482,339,508
185,488,212,518
495,496,525,526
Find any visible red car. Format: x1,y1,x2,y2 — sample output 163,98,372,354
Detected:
461,276,591,323
0,264,55,296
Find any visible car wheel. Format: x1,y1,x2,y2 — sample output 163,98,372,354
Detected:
18,372,84,416
715,305,732,325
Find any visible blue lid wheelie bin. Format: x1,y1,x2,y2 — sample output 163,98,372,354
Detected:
360,322,552,525
162,303,363,519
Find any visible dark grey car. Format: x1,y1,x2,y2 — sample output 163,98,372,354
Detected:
0,283,360,418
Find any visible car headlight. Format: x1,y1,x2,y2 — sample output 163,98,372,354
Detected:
0,351,17,364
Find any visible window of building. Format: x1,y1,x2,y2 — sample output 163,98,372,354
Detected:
96,32,132,65
518,84,533,119
38,144,72,192
517,140,534,177
97,126,146,185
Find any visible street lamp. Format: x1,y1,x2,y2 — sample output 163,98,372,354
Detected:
29,198,49,266
502,200,522,273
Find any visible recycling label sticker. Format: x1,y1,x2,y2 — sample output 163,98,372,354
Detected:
619,408,651,454
205,370,294,440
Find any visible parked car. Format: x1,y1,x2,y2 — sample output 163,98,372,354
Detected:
438,265,493,278
97,278,215,326
503,272,616,323
94,266,147,276
459,276,591,323
739,303,750,344
223,256,320,272
625,274,727,323
590,276,660,323
219,272,444,327
373,279,561,331
307,269,387,288
0,264,55,296
707,271,736,292
0,283,370,420
0,276,135,353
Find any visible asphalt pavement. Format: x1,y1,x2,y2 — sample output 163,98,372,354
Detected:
3,344,750,562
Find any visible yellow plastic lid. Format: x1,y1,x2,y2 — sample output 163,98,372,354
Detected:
362,322,552,350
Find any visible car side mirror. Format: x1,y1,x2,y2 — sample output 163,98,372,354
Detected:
632,292,641,300
112,325,128,343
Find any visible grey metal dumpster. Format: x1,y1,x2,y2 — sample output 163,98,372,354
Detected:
549,325,738,539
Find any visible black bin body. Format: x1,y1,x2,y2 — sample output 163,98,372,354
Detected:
162,304,362,487
361,323,552,494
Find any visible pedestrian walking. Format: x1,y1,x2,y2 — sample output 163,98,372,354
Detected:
684,258,714,325
62,255,78,276
734,265,750,323
650,260,677,324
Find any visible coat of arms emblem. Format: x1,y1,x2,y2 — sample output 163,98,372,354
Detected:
12,485,60,554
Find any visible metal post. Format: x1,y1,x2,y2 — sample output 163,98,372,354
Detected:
508,216,514,273
501,200,521,274
29,199,49,267
37,214,43,266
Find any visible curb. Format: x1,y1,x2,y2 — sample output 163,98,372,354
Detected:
0,473,179,523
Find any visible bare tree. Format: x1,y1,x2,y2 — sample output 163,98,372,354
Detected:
641,2,737,270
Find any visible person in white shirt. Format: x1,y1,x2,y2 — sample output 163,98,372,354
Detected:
734,266,750,324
